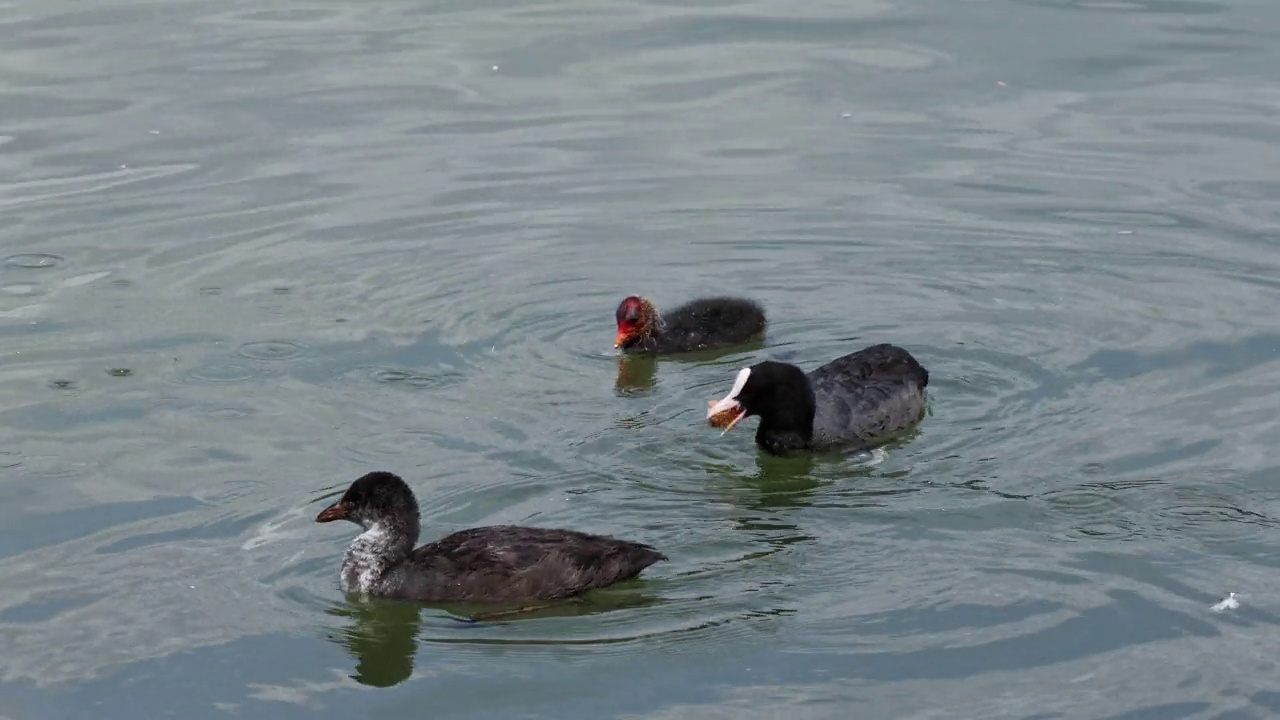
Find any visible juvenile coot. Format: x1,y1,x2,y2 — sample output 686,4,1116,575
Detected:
316,472,667,603
705,343,929,456
614,295,766,354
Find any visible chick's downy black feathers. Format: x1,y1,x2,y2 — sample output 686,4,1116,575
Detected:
616,295,765,354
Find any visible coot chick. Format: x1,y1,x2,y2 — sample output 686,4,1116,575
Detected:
315,471,666,603
706,343,929,456
614,295,766,354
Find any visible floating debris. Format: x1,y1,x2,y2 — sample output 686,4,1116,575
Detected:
1210,592,1239,612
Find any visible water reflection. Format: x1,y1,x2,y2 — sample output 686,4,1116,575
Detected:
327,598,422,688
697,453,822,556
613,340,768,395
735,452,823,512
709,433,1034,522
613,355,657,395
436,589,666,624
327,589,667,686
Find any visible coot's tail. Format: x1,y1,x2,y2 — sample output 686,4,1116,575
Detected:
861,343,929,388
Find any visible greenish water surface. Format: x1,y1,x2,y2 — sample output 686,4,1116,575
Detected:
2,0,1280,718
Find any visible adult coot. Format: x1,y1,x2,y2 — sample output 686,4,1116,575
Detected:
316,472,666,603
705,343,929,456
614,295,766,354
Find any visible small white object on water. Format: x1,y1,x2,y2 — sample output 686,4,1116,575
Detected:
1210,592,1239,612
841,113,852,119
492,65,499,72
858,447,888,467
149,130,160,135
1117,230,1134,235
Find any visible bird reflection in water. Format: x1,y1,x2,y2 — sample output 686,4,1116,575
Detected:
327,597,422,688
613,338,769,397
613,355,657,395
326,591,666,688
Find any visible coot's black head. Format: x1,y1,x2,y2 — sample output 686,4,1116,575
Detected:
706,361,816,448
316,471,420,530
615,295,659,349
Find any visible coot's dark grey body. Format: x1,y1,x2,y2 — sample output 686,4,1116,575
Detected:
317,472,666,603
615,295,766,354
806,344,929,451
708,343,929,456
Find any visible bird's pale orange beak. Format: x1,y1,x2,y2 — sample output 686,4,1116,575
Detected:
315,501,349,523
707,397,747,433
614,329,630,348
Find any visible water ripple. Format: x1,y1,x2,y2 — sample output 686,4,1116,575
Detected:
4,253,64,269
184,362,258,385
235,339,307,362
3,0,1280,715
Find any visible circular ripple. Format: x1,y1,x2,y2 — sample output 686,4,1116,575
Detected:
1041,486,1119,515
205,406,257,420
1153,491,1273,546
186,362,257,384
337,434,410,465
5,253,64,269
1065,518,1141,541
333,366,467,391
1040,483,1137,542
372,367,464,390
236,340,306,362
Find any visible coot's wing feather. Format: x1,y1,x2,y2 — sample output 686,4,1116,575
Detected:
809,377,927,448
807,344,928,449
402,526,665,603
808,343,928,387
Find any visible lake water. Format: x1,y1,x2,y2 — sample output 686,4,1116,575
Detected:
3,0,1280,718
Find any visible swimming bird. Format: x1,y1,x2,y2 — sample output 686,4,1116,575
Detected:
614,295,766,354
706,343,929,456
316,471,666,603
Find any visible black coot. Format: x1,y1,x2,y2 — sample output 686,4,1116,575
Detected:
614,295,766,354
705,343,929,456
316,472,666,603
